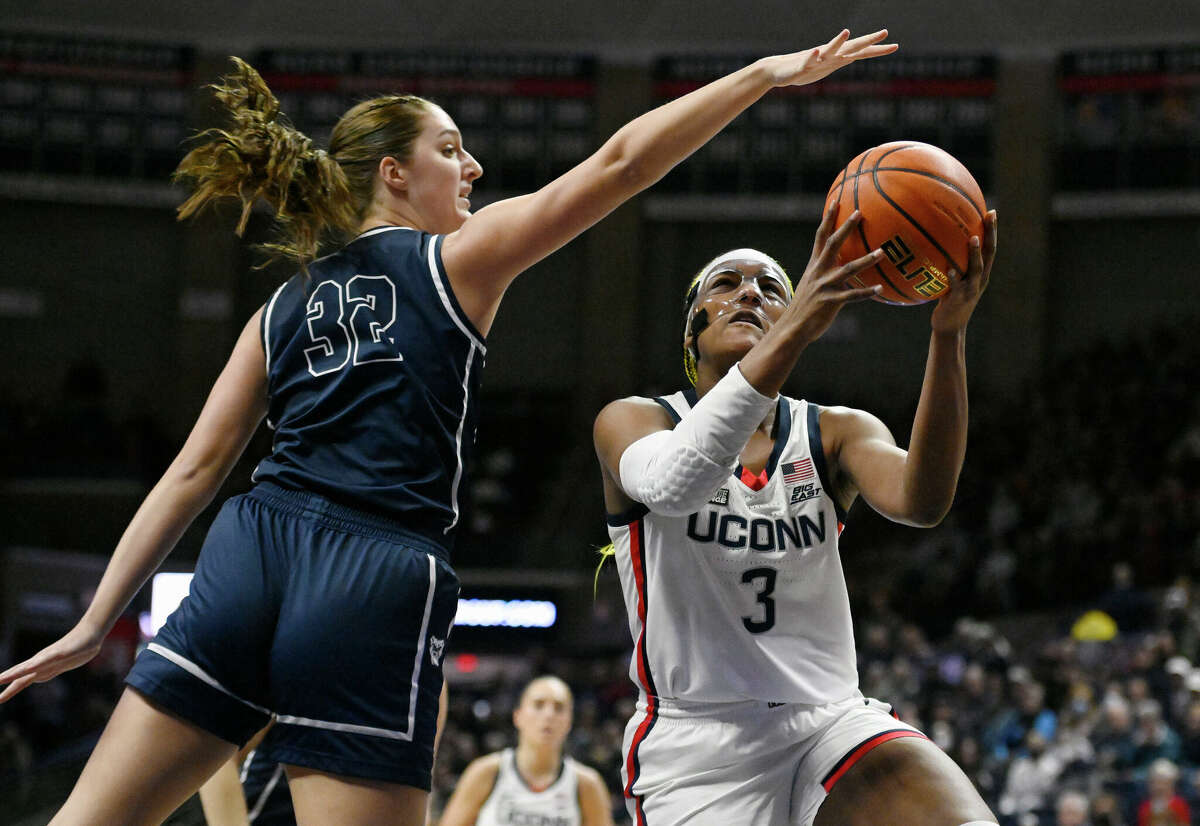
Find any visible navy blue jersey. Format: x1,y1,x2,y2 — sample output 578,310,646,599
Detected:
251,226,485,551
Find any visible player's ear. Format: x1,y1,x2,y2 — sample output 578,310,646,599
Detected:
377,156,407,192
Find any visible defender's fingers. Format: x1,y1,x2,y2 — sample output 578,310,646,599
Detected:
824,29,852,51
844,29,890,50
0,673,37,704
0,657,35,684
850,44,900,61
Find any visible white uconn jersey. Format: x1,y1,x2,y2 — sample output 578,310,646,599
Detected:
608,392,858,705
476,748,582,826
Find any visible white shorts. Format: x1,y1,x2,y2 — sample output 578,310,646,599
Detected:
621,693,926,826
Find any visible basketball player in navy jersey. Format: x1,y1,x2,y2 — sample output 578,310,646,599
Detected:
438,676,612,826
0,31,897,826
593,203,998,825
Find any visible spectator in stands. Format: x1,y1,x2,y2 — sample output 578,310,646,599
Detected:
1093,696,1137,777
988,679,1058,761
1176,699,1200,768
1135,758,1189,826
1131,701,1182,771
999,730,1065,822
1056,789,1091,826
1090,790,1127,826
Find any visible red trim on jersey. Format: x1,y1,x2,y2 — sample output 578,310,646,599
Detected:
821,729,927,793
623,519,657,825
628,519,655,695
739,466,768,491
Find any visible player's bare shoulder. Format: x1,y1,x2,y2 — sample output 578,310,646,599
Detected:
595,396,674,432
459,750,504,787
575,760,607,790
593,396,675,511
593,396,675,455
817,404,896,453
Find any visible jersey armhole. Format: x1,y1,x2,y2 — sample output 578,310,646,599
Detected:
652,395,683,424
260,280,289,377
606,502,649,526
807,403,849,525
427,234,487,351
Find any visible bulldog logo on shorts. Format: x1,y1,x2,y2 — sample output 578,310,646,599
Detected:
429,635,446,666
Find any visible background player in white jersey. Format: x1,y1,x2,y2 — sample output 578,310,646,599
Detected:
593,203,999,825
438,676,613,826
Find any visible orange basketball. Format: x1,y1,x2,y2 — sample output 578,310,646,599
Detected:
824,142,986,305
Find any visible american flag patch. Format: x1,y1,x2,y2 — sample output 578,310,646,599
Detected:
781,459,814,483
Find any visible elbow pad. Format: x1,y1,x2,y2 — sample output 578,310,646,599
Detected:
618,364,775,516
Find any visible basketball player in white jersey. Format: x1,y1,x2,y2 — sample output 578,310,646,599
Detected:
438,676,613,826
592,203,999,826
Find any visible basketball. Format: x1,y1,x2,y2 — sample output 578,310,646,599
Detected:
824,142,987,305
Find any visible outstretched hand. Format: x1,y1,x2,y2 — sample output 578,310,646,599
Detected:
784,202,884,345
761,30,898,89
930,209,997,333
0,623,104,704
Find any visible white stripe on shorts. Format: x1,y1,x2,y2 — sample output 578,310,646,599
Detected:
239,749,256,784
146,642,273,716
247,763,285,823
272,553,440,742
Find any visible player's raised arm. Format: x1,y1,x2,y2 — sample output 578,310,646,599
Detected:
442,29,897,332
828,210,997,526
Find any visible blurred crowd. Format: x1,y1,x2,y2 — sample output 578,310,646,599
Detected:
857,580,1200,826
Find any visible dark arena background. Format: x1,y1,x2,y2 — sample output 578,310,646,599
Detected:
2,1,1200,823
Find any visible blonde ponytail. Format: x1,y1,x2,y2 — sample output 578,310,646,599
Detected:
174,58,361,266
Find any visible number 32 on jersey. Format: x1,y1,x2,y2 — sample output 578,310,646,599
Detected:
304,275,404,376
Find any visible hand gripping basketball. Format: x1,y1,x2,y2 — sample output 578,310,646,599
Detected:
930,209,997,334
785,204,886,346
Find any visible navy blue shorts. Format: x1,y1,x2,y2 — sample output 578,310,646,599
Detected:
125,482,459,789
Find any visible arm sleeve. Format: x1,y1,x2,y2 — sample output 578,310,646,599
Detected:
618,364,775,516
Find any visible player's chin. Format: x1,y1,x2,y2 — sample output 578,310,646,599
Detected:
725,324,767,348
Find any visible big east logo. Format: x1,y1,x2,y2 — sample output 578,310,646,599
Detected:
790,483,820,504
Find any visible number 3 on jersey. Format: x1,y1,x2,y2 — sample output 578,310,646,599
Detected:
304,276,404,376
741,567,777,633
